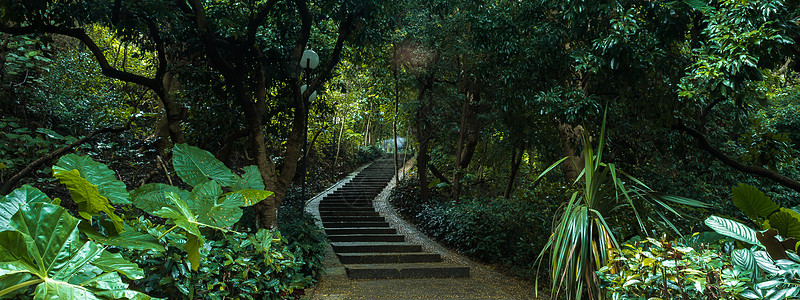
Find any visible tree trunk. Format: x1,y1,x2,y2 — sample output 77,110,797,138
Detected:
334,111,345,169
558,122,584,182
452,87,481,198
393,66,400,181
503,147,524,199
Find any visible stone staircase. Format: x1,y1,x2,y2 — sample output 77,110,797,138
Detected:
318,158,470,279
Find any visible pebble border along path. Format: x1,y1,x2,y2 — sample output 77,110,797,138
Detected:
305,157,540,299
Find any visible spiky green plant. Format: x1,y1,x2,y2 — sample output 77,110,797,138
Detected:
535,111,708,299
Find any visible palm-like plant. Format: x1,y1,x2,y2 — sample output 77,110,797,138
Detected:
535,112,708,299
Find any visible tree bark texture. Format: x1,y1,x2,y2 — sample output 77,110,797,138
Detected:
503,147,524,199
558,122,585,182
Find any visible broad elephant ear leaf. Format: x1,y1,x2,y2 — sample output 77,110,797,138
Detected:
154,192,205,271
0,203,149,299
767,208,800,239
0,185,51,230
130,183,189,215
705,215,760,245
226,189,273,207
733,183,778,224
172,144,236,187
82,223,165,252
54,153,130,205
188,181,244,228
231,165,265,191
53,168,124,234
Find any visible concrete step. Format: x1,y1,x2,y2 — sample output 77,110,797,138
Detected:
338,252,441,264
345,263,470,279
328,234,405,242
319,204,374,210
317,206,375,211
323,221,390,228
325,227,397,235
320,216,386,222
318,211,379,217
320,200,375,205
331,242,422,253
323,195,378,200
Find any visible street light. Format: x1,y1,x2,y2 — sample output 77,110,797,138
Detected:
300,49,319,200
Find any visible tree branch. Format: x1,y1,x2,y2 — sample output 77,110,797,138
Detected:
187,0,236,75
246,0,279,45
0,25,160,90
673,121,800,193
0,125,130,194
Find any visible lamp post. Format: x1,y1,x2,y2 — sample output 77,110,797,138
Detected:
299,49,319,200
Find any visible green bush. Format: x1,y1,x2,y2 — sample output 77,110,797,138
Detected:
389,178,556,279
355,145,385,164
124,218,317,300
278,208,329,281
596,235,747,299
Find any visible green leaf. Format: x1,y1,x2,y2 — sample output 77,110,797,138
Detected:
188,180,243,228
733,183,778,223
0,203,148,299
83,224,165,252
154,193,204,271
0,185,51,230
226,189,273,207
52,169,123,233
130,183,189,215
92,251,144,280
231,165,265,191
732,248,757,273
172,144,236,187
767,208,800,239
705,215,759,245
34,280,101,300
54,154,130,205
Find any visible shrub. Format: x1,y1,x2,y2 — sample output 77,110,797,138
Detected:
278,208,329,281
597,235,748,299
125,220,317,300
389,178,556,279
355,145,385,164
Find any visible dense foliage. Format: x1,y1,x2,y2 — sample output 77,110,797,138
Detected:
0,144,328,299
3,0,800,298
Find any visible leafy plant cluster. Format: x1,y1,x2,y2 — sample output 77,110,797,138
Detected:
597,234,748,299
389,177,557,279
0,118,79,181
125,218,318,300
354,145,386,165
599,183,800,299
0,143,327,299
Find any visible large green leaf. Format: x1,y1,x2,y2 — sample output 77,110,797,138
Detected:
705,215,759,245
53,169,123,233
0,185,51,230
172,144,236,187
226,189,273,206
130,183,189,215
732,248,758,280
92,252,144,280
767,208,800,239
154,192,204,271
0,203,149,299
231,165,265,191
188,181,244,228
82,224,165,252
733,183,779,224
54,154,130,205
